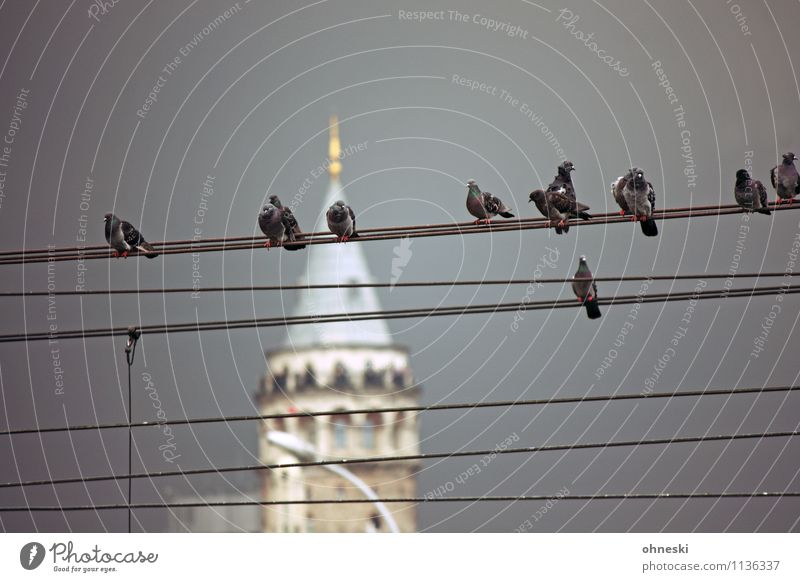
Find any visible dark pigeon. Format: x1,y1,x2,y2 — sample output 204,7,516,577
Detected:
103,213,158,258
528,188,591,234
572,255,601,320
770,152,800,204
618,168,658,237
465,180,514,224
268,194,306,250
734,170,770,215
327,200,359,242
547,161,577,201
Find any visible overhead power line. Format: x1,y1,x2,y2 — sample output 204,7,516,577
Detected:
2,271,795,298
2,384,796,438
2,429,797,490
0,282,797,343
2,491,797,512
0,202,795,266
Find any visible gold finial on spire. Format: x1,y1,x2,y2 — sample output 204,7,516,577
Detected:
328,114,342,179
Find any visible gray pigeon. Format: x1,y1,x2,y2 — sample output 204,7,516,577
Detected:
572,255,601,320
734,170,770,215
466,180,514,224
610,176,631,216
103,213,158,258
528,188,591,234
258,203,285,250
327,200,358,242
268,194,306,250
770,152,800,204
617,168,658,237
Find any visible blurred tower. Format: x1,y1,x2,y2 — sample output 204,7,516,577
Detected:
256,116,420,532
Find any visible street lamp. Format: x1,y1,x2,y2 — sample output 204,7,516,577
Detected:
266,430,400,533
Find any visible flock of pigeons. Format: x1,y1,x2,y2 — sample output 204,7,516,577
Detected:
102,152,800,321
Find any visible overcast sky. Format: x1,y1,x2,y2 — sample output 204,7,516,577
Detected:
1,0,800,532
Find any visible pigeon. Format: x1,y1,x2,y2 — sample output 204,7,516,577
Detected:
465,180,514,224
268,194,306,250
103,213,158,258
734,170,770,215
258,203,285,250
327,200,359,242
616,168,658,237
610,176,631,216
528,189,591,234
770,152,800,204
572,255,601,320
547,161,577,201
529,162,591,233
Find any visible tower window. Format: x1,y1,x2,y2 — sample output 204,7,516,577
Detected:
362,420,374,449
334,420,347,448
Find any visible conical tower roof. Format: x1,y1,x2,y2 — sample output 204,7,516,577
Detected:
283,116,391,349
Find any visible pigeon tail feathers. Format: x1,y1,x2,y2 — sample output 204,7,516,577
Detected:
640,219,658,237
137,241,158,259
584,296,602,319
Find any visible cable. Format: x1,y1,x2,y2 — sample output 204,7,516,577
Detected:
1,282,797,343
2,271,795,298
0,202,795,266
3,491,797,512
2,384,797,438
0,203,730,258
3,429,797,490
124,328,140,534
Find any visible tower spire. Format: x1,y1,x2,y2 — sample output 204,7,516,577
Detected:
328,114,341,179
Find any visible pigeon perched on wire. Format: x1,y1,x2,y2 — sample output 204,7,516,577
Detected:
613,168,658,237
465,180,514,224
548,161,577,201
267,194,306,250
103,213,158,258
327,200,359,242
770,152,800,205
572,255,601,320
529,162,591,234
734,170,770,215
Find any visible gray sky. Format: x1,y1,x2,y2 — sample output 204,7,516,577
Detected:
1,0,800,532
